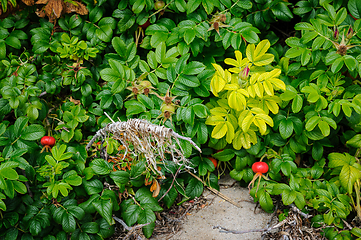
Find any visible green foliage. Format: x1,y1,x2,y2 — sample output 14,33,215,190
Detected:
1,0,361,239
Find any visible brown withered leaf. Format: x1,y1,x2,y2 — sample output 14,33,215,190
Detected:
44,0,62,18
35,0,48,4
22,0,35,6
69,96,81,105
150,179,161,198
35,8,46,17
64,1,88,15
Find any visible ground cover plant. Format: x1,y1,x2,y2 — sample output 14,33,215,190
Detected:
1,0,361,239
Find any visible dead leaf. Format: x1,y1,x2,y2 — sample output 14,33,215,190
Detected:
64,1,88,15
35,8,46,17
144,177,152,186
22,0,35,6
36,0,48,4
69,96,80,105
150,179,161,198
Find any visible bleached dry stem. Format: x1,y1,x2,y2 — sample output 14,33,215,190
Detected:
86,118,201,174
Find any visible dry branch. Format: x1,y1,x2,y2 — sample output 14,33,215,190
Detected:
113,216,150,240
186,169,241,208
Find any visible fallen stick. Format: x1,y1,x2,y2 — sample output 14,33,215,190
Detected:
113,216,150,240
158,165,182,202
185,169,241,208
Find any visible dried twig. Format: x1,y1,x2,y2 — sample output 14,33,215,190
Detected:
158,165,182,202
113,216,150,240
185,169,241,208
289,204,312,219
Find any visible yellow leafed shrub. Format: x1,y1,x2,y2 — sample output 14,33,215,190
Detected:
206,40,286,150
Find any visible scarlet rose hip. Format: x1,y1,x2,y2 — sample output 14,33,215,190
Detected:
207,157,218,168
41,136,56,147
140,19,150,30
252,162,268,174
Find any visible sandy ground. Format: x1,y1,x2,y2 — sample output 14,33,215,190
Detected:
151,175,272,240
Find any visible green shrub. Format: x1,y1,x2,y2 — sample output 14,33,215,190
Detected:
1,0,361,239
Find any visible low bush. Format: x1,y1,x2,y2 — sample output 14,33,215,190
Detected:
0,0,361,239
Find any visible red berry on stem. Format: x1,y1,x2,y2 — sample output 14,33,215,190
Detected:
41,136,56,147
140,19,150,30
207,157,218,168
252,162,268,174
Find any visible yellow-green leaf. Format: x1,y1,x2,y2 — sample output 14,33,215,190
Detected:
256,113,274,127
247,85,256,98
228,90,247,111
233,130,243,150
226,114,238,130
210,107,228,116
250,73,260,85
225,121,235,143
318,120,330,136
212,63,225,79
205,115,224,125
263,80,274,96
225,70,232,83
224,83,240,90
265,69,282,79
269,78,286,91
241,115,255,132
235,50,243,62
210,74,226,96
224,58,239,67
254,40,270,59
340,165,361,193
211,122,228,139
253,54,274,66
255,82,264,98
240,132,251,149
265,99,279,114
246,43,255,62
254,118,267,134
229,67,241,73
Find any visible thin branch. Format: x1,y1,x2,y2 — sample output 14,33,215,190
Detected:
185,169,241,208
113,216,150,240
289,204,312,219
104,112,116,123
158,165,182,202
38,91,47,97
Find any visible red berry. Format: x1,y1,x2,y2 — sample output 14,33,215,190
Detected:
140,19,150,30
41,136,56,147
207,157,218,168
252,162,268,174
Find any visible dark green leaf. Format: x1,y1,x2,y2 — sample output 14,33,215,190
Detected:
185,178,203,198
62,212,76,232
21,124,45,141
92,199,115,225
213,149,235,161
348,0,361,19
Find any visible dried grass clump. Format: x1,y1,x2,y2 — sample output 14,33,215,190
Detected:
86,117,201,175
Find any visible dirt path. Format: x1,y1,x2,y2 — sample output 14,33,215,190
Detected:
151,176,272,240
